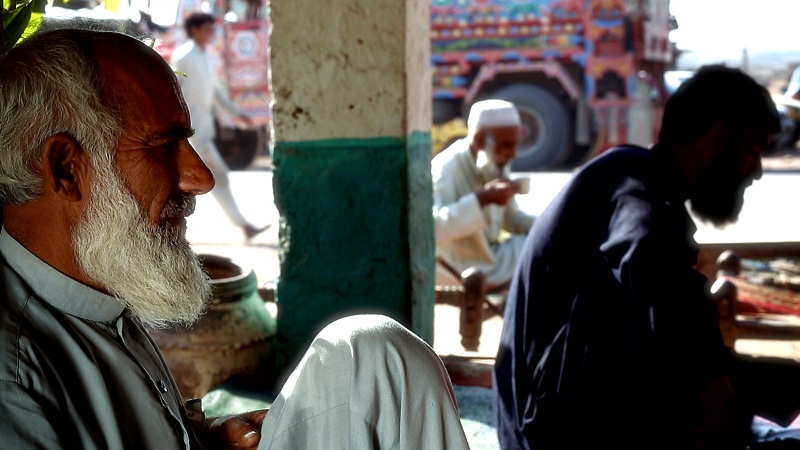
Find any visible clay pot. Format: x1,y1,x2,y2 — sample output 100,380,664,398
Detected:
147,254,276,401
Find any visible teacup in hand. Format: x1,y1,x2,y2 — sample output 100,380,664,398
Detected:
513,177,531,195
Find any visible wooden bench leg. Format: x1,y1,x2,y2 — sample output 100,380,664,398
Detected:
711,277,738,348
460,268,485,351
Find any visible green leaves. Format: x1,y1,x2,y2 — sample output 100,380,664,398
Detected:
1,0,40,54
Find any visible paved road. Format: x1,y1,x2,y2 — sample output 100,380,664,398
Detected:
187,153,800,286
184,154,800,359
187,170,281,285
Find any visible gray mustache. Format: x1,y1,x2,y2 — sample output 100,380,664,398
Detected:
161,195,196,219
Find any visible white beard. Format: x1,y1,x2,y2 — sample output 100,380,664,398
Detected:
72,164,211,328
475,149,508,181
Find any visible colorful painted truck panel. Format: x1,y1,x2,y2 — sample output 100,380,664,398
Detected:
430,0,673,170
150,0,672,170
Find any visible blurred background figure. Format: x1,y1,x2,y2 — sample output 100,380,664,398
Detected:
170,12,268,241
494,65,799,450
432,99,535,291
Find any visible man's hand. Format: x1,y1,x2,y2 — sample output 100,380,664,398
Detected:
202,409,268,450
476,177,518,206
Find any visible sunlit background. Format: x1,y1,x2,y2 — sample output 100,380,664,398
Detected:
671,0,798,53
670,0,800,88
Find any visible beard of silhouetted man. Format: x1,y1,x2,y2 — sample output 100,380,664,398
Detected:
689,144,750,228
72,160,211,328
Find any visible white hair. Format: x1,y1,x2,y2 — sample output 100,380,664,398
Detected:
0,27,122,204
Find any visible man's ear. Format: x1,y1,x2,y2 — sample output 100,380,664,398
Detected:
690,120,732,170
41,133,90,202
708,120,732,155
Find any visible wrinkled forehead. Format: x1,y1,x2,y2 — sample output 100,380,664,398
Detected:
93,36,189,126
485,125,522,140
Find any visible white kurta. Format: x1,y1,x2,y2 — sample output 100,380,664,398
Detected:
170,40,251,228
258,315,471,449
432,139,534,287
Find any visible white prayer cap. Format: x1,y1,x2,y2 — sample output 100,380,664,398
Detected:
467,99,521,130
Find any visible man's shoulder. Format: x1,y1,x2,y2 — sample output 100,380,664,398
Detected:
435,139,468,159
0,262,95,396
0,261,29,314
589,145,651,166
432,139,469,173
576,145,656,182
0,264,33,383
548,145,662,214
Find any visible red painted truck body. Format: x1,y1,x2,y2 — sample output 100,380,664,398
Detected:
149,0,674,170
430,0,674,170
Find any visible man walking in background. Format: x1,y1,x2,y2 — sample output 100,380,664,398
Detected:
171,12,268,240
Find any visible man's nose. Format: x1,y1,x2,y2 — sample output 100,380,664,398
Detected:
178,143,215,195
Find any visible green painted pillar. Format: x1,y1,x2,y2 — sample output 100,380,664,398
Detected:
269,0,434,374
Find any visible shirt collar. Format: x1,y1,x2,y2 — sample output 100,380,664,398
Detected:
0,228,125,321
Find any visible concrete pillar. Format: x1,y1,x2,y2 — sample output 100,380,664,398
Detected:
269,0,433,374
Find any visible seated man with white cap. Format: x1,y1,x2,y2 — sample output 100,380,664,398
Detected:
432,99,535,294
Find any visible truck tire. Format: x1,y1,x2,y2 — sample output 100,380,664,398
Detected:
433,99,461,123
490,84,572,171
214,120,262,170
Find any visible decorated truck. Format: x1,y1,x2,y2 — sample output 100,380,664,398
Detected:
142,0,673,171
430,0,675,170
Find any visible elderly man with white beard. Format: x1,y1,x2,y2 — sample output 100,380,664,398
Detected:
432,99,535,291
0,26,470,450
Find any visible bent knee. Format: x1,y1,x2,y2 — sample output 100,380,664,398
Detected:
318,315,432,357
318,314,412,344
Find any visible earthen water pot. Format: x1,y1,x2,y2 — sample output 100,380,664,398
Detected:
147,254,276,401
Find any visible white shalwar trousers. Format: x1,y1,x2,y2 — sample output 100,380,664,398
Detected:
258,315,470,449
